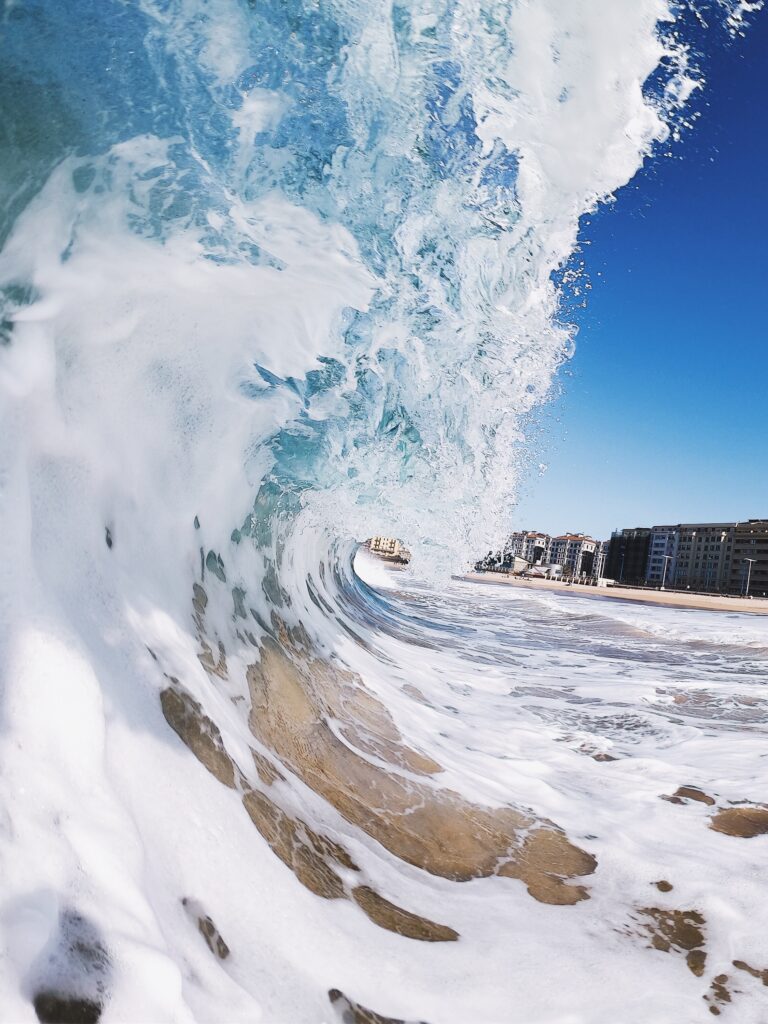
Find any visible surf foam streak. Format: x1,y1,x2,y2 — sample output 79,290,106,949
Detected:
0,1,765,1021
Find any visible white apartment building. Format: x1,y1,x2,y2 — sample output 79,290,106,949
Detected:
504,531,551,565
549,534,598,578
367,536,402,557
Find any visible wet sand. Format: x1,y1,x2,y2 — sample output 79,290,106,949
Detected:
458,572,768,614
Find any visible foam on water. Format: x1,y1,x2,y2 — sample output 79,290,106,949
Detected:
0,1,766,1021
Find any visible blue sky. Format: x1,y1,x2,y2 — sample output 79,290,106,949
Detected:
513,12,767,542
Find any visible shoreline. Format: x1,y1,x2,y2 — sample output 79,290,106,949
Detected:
456,572,768,615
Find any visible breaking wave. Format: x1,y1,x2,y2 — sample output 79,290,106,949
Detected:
0,1,765,1021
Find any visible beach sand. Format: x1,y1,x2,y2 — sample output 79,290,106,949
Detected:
457,572,768,615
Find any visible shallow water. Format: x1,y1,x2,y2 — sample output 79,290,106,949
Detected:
310,554,768,1021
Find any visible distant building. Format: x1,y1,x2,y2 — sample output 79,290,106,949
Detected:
549,534,598,579
504,531,551,565
609,518,768,594
499,530,607,580
591,540,609,580
489,517,768,595
645,525,678,586
367,536,410,563
605,528,651,584
727,520,768,597
672,523,733,591
368,536,400,557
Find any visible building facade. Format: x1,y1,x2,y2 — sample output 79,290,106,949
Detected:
591,540,609,580
605,528,651,584
549,534,598,579
727,520,768,597
608,519,768,594
492,519,768,594
671,523,734,591
367,536,409,562
645,526,679,586
504,531,551,565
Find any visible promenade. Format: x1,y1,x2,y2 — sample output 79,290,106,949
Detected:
458,571,768,614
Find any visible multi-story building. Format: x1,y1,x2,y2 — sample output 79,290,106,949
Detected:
645,526,679,586
495,518,768,594
727,520,768,597
367,536,409,562
549,534,598,579
504,531,551,565
613,519,768,593
591,540,609,580
672,523,733,591
605,528,652,584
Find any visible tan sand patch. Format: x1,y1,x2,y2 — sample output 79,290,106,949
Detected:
246,637,597,903
710,806,768,838
160,679,461,940
498,828,597,905
160,686,237,789
182,898,230,960
704,974,732,1016
241,788,352,900
159,583,597,941
401,683,432,707
198,638,228,679
251,749,286,786
351,886,458,942
328,988,428,1024
634,907,707,976
662,785,715,806
733,960,768,985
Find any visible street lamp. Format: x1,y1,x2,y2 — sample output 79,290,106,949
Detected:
744,558,757,598
718,531,727,593
661,554,673,591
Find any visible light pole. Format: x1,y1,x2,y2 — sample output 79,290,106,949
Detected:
744,558,757,598
718,531,727,593
661,554,673,591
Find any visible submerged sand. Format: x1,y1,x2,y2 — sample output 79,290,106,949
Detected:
459,572,768,614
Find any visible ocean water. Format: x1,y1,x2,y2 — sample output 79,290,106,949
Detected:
0,0,766,1021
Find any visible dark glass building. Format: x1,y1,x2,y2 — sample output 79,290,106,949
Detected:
605,528,651,584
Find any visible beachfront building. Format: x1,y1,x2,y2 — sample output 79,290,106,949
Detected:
549,534,598,580
645,526,679,586
591,540,609,580
611,519,768,593
726,520,768,597
367,536,410,562
672,523,733,591
490,518,768,594
605,528,651,584
368,536,401,557
509,555,532,574
504,531,551,565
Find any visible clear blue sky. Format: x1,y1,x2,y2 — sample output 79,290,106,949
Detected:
514,12,768,542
